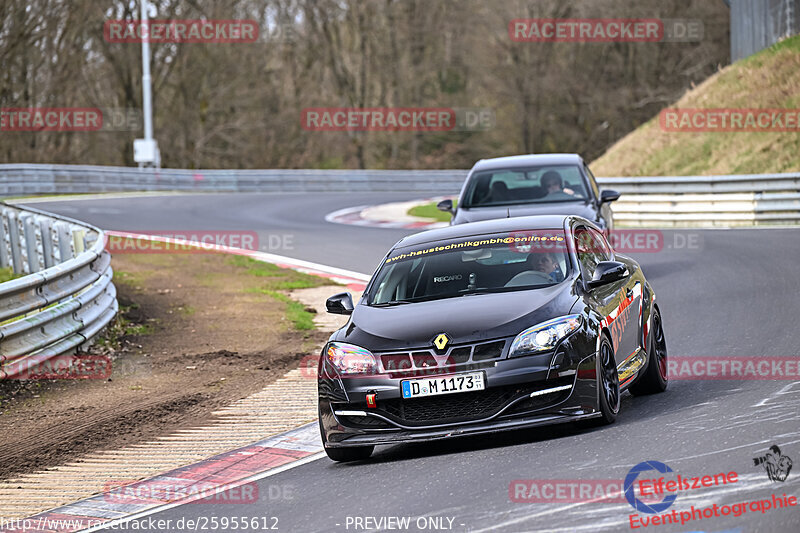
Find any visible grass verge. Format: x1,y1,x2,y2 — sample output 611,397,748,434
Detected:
248,289,316,330
228,255,334,330
407,199,456,222
0,267,23,284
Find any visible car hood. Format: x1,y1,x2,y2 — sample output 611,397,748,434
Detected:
453,201,598,225
335,283,578,352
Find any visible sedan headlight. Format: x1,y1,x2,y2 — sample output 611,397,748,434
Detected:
510,315,582,357
326,342,377,374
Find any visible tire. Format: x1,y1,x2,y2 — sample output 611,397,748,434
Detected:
324,445,374,462
629,308,668,396
594,334,620,425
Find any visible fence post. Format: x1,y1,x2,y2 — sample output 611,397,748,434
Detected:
7,211,23,273
38,216,57,269
55,221,74,261
21,214,43,273
0,208,10,270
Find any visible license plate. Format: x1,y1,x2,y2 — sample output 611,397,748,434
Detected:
401,372,485,399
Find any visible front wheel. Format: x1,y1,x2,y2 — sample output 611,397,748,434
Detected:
629,308,668,396
584,335,620,427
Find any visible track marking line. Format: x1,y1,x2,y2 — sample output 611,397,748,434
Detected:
78,452,326,533
324,198,450,230
106,230,371,283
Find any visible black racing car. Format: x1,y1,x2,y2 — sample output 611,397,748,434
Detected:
318,215,667,461
436,153,620,231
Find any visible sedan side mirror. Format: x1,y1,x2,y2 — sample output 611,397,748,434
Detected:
587,261,629,288
437,199,454,214
326,292,354,315
600,190,620,203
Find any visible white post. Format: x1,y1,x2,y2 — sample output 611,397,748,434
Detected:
134,0,160,168
141,0,153,141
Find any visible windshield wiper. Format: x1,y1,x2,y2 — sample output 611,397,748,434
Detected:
370,300,413,307
458,285,549,295
457,287,506,295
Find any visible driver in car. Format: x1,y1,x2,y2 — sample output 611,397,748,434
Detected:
506,251,563,286
529,251,562,282
541,170,575,196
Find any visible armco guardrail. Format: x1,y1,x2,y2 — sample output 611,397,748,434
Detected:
0,164,467,193
599,173,800,226
0,202,117,379
0,164,798,226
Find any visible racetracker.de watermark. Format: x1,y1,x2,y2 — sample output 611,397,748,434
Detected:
504,229,703,254
608,230,702,254
103,480,259,505
0,107,142,132
668,356,800,380
104,19,258,43
510,479,630,503
660,108,800,132
106,231,261,254
301,107,494,132
3,355,111,380
509,18,703,43
1,108,100,132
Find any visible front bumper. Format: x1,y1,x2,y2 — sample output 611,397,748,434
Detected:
319,351,599,448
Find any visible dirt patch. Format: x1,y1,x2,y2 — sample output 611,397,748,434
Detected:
0,252,332,480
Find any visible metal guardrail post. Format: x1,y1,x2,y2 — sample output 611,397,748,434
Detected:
56,221,74,262
22,214,42,273
38,217,56,269
72,228,86,255
0,212,10,270
6,211,23,273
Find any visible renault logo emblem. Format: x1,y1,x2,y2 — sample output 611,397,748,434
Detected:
433,333,450,352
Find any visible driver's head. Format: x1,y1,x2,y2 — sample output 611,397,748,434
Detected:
541,171,563,193
528,251,556,274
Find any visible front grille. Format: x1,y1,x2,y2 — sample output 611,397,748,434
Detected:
449,347,471,364
376,383,528,426
473,341,505,361
377,339,509,377
380,353,413,372
373,378,574,427
380,388,517,425
412,352,437,368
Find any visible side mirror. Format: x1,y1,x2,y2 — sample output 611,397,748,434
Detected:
326,292,354,315
587,261,629,288
600,190,620,203
437,199,454,214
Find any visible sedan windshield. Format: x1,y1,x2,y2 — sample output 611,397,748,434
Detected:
462,165,589,208
368,231,570,305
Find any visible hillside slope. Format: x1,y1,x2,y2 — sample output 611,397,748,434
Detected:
592,35,800,176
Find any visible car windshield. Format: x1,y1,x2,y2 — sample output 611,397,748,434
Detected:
462,165,589,208
367,230,570,305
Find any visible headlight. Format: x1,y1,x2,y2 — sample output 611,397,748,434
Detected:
326,342,377,374
509,315,582,357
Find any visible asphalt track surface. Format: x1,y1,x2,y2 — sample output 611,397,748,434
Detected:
25,193,800,532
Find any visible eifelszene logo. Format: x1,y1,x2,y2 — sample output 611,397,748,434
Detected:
624,461,677,514
754,445,793,482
